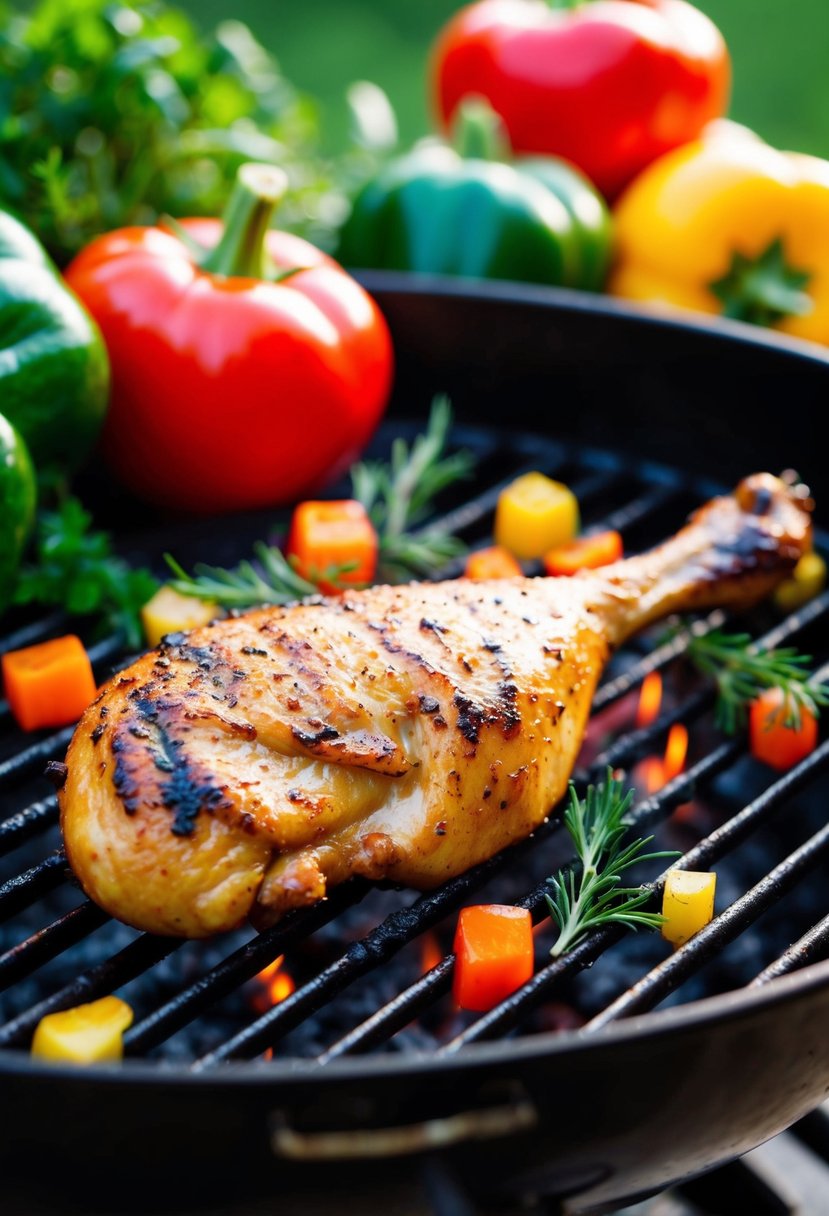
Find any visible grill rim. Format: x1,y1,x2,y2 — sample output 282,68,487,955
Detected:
354,270,829,368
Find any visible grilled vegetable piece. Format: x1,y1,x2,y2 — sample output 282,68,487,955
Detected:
661,871,717,946
31,995,133,1064
453,905,534,1011
3,635,97,732
59,474,811,938
141,586,220,649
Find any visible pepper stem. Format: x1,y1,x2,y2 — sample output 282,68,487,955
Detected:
452,98,511,161
200,163,288,279
710,237,814,327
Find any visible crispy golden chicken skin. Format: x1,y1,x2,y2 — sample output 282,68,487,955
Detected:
59,474,811,937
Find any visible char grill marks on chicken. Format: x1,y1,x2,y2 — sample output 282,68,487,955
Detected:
60,474,812,937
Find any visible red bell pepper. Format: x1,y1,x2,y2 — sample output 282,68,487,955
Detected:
431,0,730,199
452,904,533,1011
65,164,393,513
286,499,378,593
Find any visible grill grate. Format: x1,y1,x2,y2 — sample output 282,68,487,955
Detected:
1,418,828,1073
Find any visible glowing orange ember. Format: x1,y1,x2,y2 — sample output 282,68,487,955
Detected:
642,722,689,793
662,723,689,783
253,955,295,1013
636,671,663,728
420,932,443,974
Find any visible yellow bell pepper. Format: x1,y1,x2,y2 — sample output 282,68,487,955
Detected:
31,995,134,1064
494,472,579,561
773,551,827,613
661,870,717,947
610,126,829,346
141,585,219,648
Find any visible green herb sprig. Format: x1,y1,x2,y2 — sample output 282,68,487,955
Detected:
685,628,829,735
167,397,474,607
352,395,474,580
165,547,356,609
546,773,677,958
12,497,159,649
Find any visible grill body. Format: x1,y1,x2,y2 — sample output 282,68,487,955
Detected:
2,278,829,1214
3,971,829,1213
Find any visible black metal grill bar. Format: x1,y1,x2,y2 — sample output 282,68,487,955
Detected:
317,958,455,1062
442,734,829,1051
0,610,69,653
417,447,614,544
0,726,75,788
299,646,829,1062
123,880,369,1055
750,914,829,986
585,818,829,1031
585,482,679,537
323,754,753,1065
597,586,829,719
0,851,68,920
592,611,725,713
0,933,181,1049
325,734,743,1060
192,803,585,1067
0,902,109,993
0,796,58,858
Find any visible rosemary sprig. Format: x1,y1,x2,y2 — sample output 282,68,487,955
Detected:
685,628,829,735
352,394,474,580
167,397,475,606
546,773,677,958
165,547,356,609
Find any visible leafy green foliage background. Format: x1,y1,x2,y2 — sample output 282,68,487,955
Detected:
185,0,829,157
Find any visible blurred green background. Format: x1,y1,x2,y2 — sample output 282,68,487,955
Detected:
184,0,829,157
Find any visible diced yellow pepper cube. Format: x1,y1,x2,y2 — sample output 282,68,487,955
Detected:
661,870,717,947
773,552,827,613
141,585,219,648
31,995,134,1064
494,473,579,561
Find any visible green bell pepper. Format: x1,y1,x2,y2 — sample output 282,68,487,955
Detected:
0,209,109,474
336,101,612,291
0,411,36,612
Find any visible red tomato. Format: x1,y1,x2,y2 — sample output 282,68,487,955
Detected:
749,688,818,771
65,176,393,513
452,904,533,1011
431,0,730,199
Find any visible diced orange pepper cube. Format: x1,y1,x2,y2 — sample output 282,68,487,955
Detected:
452,904,533,1011
543,529,623,576
286,499,378,593
464,546,523,580
2,635,97,731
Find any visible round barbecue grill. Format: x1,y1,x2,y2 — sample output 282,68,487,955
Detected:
1,278,829,1215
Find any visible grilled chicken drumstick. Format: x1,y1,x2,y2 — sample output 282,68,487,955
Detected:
60,474,811,937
